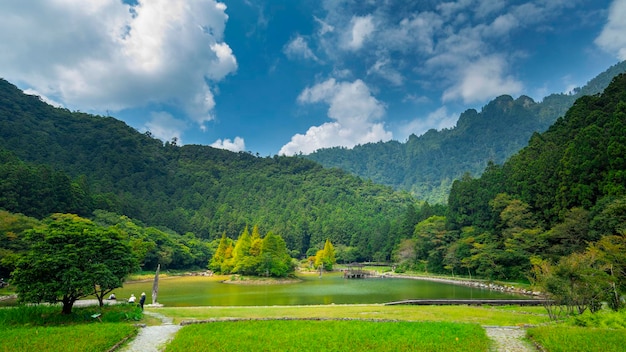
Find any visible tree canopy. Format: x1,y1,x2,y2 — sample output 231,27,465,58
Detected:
11,214,137,313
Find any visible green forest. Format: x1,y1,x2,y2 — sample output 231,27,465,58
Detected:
2,68,626,311
0,77,423,277
305,61,626,204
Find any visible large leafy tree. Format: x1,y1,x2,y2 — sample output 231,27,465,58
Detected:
12,214,137,314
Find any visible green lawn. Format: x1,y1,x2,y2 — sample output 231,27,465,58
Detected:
0,324,137,352
155,304,550,326
0,304,140,352
528,326,626,352
167,320,490,352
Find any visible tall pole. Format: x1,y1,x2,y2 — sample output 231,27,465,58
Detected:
151,264,160,305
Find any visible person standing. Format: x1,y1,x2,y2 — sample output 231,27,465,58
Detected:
139,292,146,310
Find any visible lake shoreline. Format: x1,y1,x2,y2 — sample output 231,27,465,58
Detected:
379,273,542,297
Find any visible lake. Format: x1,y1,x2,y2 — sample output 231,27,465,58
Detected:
111,273,525,307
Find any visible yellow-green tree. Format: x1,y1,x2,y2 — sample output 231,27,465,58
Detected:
208,232,233,273
315,239,336,271
231,226,259,275
257,231,294,277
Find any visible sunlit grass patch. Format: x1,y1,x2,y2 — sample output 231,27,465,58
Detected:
0,323,137,352
0,304,140,352
528,326,626,352
167,320,489,352
156,304,549,326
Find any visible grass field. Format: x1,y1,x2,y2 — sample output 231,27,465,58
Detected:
156,304,550,326
0,324,137,352
3,302,626,351
167,320,490,352
527,326,626,352
0,304,140,352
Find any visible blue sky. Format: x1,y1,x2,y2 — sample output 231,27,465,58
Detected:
1,0,625,156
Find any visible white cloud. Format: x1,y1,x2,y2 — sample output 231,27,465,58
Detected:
442,56,523,103
211,137,246,152
144,112,188,144
279,78,391,155
344,15,375,50
0,0,237,129
314,16,335,35
23,89,64,108
397,107,458,141
367,58,404,86
595,0,626,60
284,35,319,61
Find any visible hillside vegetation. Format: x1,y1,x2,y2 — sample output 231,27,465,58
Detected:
0,78,418,266
305,61,626,203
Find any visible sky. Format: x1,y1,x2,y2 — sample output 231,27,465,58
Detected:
1,0,625,156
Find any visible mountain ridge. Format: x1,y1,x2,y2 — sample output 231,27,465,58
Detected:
304,61,626,203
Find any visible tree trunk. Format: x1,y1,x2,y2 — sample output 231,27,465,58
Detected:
61,297,75,314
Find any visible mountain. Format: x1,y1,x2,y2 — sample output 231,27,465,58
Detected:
449,72,626,232
402,73,626,280
304,61,626,204
0,79,418,261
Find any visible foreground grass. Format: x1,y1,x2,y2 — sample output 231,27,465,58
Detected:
155,304,550,326
0,304,140,352
0,324,137,352
527,308,626,352
528,326,626,352
168,320,490,352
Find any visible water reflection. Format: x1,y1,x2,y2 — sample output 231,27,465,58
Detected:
111,273,525,307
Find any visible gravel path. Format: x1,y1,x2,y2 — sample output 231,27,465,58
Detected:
120,311,181,352
484,326,536,352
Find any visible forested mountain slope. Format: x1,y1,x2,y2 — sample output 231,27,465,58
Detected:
305,61,626,204
390,73,626,281
449,72,626,232
0,79,417,261
439,73,626,279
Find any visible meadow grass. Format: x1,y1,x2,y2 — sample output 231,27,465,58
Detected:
527,326,626,352
0,304,140,352
0,323,137,352
154,304,550,326
167,320,490,352
526,308,626,351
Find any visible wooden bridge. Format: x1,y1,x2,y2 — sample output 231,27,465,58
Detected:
343,263,371,279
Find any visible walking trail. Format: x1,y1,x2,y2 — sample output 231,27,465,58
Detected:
484,326,536,352
119,311,181,352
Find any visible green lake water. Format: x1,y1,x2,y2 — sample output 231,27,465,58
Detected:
111,273,525,307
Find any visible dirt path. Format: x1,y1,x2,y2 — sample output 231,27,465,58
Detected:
119,311,181,352
484,326,536,352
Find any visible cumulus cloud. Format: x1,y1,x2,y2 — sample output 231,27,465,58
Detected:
344,15,375,50
367,58,404,86
283,35,319,61
442,56,523,103
0,0,237,128
279,79,391,155
311,1,580,105
144,112,188,144
595,0,626,60
397,107,459,142
211,137,246,152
